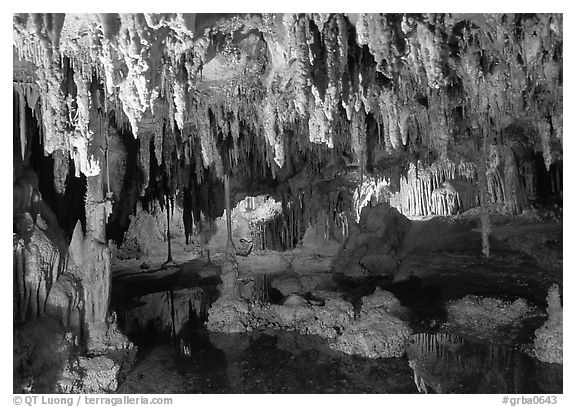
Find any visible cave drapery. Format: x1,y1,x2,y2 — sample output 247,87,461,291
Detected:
13,12,562,249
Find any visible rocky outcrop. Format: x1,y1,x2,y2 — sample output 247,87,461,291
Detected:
119,209,165,258
60,314,136,393
207,287,411,359
302,298,354,339
332,202,411,277
207,296,354,340
59,356,124,393
85,315,134,355
534,284,563,364
330,288,412,358
442,295,543,345
359,286,406,318
206,297,252,333
331,314,411,358
58,348,136,394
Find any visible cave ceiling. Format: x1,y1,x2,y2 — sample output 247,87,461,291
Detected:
12,13,563,217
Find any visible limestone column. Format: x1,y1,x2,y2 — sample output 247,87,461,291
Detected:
220,172,238,297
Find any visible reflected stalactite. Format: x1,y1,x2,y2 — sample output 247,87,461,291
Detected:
406,333,554,394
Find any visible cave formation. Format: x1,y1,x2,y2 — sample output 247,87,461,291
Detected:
13,13,563,394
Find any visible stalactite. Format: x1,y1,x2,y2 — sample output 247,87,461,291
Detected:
351,107,367,169
502,147,528,214
18,90,27,161
538,119,553,171
262,95,285,167
416,14,446,89
479,128,491,258
53,149,69,195
35,58,69,156
12,13,563,235
486,145,505,205
173,80,186,131
71,70,100,177
323,16,340,122
289,14,311,117
195,104,224,178
152,100,166,165
139,132,151,195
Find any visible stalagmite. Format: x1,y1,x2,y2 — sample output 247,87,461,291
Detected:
19,90,27,161
81,175,112,323
224,174,234,253
164,197,173,265
220,172,238,298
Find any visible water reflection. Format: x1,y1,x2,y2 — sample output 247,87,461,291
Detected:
406,333,562,394
150,327,416,393
119,326,561,394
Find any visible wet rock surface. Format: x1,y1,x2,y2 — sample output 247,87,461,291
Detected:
119,329,416,393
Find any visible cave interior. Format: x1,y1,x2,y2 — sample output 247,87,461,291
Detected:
12,12,563,394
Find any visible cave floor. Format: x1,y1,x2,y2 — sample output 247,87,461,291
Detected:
111,214,562,394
